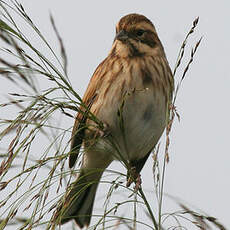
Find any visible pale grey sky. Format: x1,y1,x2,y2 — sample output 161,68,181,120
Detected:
1,0,230,229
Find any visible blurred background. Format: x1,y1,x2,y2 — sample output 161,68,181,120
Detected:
0,0,229,229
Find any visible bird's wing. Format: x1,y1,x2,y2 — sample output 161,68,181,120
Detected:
68,58,108,168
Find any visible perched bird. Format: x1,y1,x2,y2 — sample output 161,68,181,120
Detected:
55,13,174,228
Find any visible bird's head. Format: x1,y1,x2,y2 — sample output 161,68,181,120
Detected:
110,13,165,58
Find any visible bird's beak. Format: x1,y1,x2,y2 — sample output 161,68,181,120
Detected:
115,30,129,42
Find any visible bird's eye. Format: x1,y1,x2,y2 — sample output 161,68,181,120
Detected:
136,29,145,37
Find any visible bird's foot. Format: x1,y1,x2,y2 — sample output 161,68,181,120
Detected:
92,122,110,139
134,173,142,192
97,122,110,138
126,167,142,192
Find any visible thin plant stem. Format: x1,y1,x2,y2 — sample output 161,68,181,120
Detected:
158,154,167,230
139,187,158,230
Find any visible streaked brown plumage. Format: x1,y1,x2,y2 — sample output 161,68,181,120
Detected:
55,13,174,228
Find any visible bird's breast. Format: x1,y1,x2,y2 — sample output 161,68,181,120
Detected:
87,57,170,161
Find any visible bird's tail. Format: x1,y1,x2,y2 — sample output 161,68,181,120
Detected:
55,169,101,228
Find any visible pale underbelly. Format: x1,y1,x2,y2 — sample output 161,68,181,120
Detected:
91,90,167,162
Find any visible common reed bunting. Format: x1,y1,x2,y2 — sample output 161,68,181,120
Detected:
55,13,174,228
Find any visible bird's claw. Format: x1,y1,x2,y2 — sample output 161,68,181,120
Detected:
126,167,142,192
